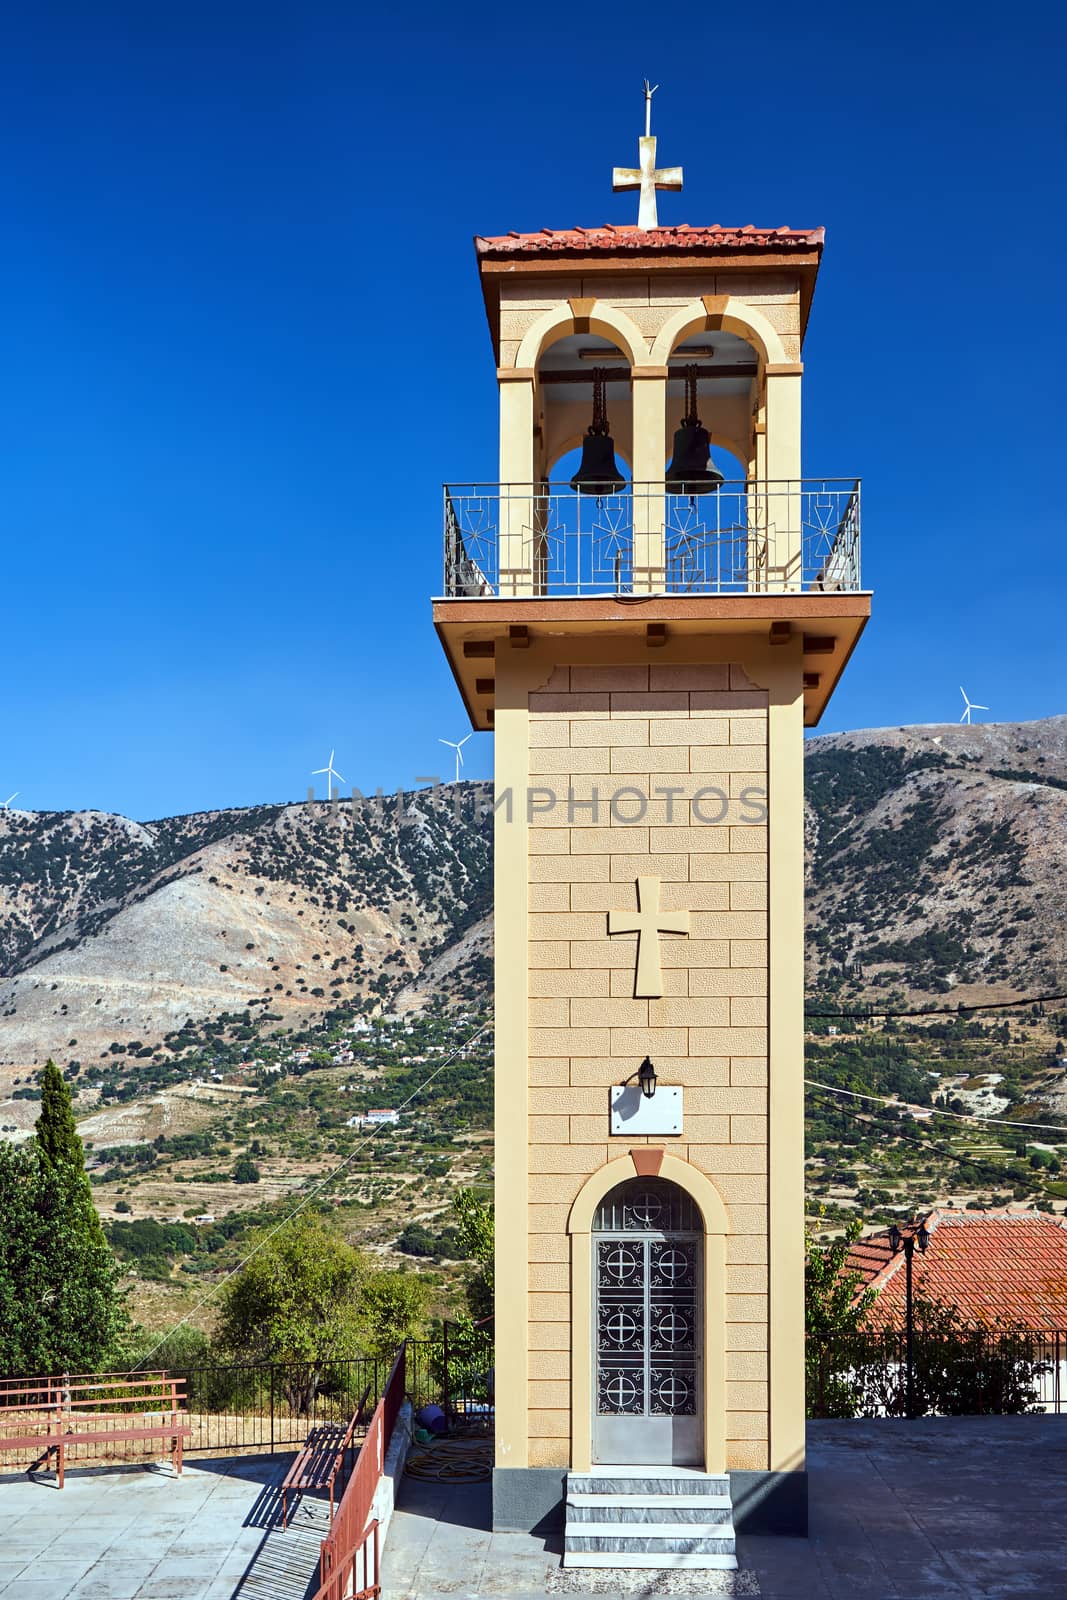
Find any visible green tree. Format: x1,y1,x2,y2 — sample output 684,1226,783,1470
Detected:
116,1321,212,1373
451,1188,494,1320
805,1213,876,1418
360,1270,430,1361
212,1217,364,1411
897,1297,1046,1417
806,1214,875,1339
36,1059,86,1170
820,1296,1050,1420
0,1143,51,1372
0,1141,126,1376
232,1156,261,1184
396,1222,438,1258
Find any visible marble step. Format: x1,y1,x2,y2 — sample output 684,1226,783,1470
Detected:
562,1469,738,1571
566,1521,735,1545
567,1496,734,1524
562,1550,740,1571
574,1465,725,1476
568,1471,731,1497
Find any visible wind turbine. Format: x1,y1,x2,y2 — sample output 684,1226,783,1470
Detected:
439,734,472,783
312,750,346,800
1,793,17,810
959,687,989,726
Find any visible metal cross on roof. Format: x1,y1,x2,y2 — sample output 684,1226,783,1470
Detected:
612,80,683,231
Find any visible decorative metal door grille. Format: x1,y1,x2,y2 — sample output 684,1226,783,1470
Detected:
594,1182,698,1422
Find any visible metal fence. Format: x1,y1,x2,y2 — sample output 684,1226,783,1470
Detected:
169,1331,494,1456
443,479,861,597
172,1357,383,1457
808,1329,1067,1420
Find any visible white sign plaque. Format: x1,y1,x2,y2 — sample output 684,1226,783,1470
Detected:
609,1084,683,1137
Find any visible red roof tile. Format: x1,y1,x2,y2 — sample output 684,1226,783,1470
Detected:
474,224,824,259
844,1210,1067,1330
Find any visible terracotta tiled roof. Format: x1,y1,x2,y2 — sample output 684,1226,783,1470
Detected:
474,224,824,259
844,1210,1067,1330
844,1231,897,1284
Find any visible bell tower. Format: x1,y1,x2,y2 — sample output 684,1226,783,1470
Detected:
434,111,869,1548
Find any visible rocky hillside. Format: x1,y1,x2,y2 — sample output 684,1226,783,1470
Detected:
0,789,493,1071
1,717,1064,1074
804,716,1067,1003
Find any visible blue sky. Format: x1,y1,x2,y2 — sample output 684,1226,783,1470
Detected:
2,0,1064,819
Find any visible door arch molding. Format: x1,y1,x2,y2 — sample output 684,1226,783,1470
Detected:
567,1153,729,1471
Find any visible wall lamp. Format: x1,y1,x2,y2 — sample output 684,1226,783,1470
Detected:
637,1056,657,1099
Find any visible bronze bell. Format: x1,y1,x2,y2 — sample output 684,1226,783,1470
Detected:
571,368,625,495
666,420,723,495
571,431,625,495
665,365,723,495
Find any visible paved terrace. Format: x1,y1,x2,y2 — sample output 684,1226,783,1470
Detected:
384,1417,1067,1599
3,1418,1066,1599
0,1451,326,1600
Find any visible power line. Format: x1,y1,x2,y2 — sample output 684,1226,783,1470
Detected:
810,1099,1059,1198
805,991,1067,1020
130,1019,491,1372
806,1078,1067,1139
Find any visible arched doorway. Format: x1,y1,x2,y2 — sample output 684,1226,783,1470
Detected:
592,1177,702,1465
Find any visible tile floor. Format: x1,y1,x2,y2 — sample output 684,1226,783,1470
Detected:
0,1452,326,1600
382,1416,1067,1599
5,1416,1067,1600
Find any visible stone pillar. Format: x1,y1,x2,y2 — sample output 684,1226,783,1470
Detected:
498,370,536,595
630,368,667,593
493,652,531,1473
765,641,807,1479
763,367,803,591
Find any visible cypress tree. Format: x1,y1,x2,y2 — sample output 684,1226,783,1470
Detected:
35,1058,87,1172
0,1059,130,1374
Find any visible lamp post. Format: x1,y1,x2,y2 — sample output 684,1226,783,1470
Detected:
888,1220,930,1419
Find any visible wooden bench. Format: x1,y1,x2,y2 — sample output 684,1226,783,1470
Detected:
0,1372,190,1488
281,1385,371,1529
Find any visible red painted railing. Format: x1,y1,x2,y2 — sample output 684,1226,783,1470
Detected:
312,1342,407,1600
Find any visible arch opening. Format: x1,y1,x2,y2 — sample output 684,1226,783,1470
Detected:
537,333,632,490
568,1156,727,1473
591,1176,703,1465
651,297,787,369
518,302,647,373
665,333,758,480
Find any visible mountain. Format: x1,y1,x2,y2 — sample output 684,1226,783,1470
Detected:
0,789,493,1072
1,717,1065,1078
804,716,1067,1003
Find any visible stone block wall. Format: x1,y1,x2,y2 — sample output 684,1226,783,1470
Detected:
522,661,771,1470
498,272,802,364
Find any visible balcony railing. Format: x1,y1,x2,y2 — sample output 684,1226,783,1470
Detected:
443,479,861,598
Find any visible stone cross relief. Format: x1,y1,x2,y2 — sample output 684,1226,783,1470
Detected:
608,875,690,998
